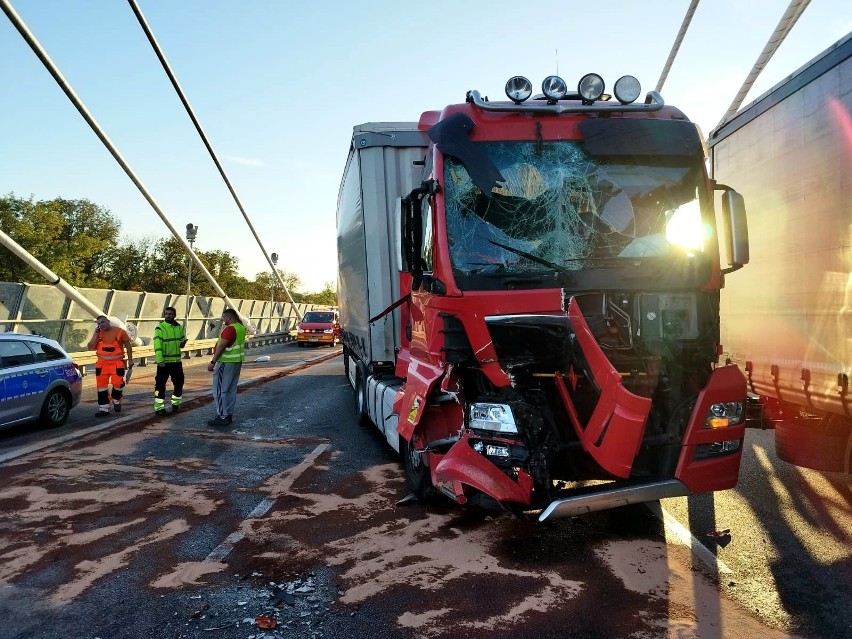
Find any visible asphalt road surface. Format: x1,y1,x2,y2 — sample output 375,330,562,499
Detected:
0,345,849,639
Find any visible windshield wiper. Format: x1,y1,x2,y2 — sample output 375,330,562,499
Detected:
487,240,577,285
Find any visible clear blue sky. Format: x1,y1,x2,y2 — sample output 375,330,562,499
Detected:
1,1,849,293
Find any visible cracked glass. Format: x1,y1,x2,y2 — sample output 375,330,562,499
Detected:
443,141,708,277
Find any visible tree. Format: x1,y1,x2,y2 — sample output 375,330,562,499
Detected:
102,235,158,291
137,236,192,293
0,194,121,287
304,282,337,306
253,269,303,302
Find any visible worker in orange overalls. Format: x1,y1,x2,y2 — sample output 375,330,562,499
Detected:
87,315,134,417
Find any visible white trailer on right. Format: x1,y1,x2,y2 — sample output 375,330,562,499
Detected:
709,32,852,473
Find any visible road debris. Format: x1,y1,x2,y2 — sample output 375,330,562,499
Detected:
255,614,277,629
706,528,732,548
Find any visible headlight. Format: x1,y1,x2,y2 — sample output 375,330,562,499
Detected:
297,327,305,333
505,76,532,103
542,75,568,101
613,75,641,104
578,73,605,103
323,328,333,334
704,401,744,428
470,403,518,434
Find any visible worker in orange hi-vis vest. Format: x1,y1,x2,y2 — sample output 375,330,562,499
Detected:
87,315,134,417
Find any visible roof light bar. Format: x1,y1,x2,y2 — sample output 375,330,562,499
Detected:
541,75,568,102
505,76,533,103
614,75,642,104
578,73,605,103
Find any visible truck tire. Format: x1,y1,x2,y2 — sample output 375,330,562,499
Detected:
354,365,371,427
775,416,852,473
401,437,439,502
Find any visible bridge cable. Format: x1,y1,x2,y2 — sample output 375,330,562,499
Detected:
125,0,302,320
655,0,700,93
0,0,247,326
713,0,811,132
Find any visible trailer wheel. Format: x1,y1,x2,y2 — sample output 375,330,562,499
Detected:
775,415,852,473
402,437,438,502
354,366,370,427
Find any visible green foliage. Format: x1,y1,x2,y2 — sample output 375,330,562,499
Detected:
300,282,337,305
1,193,330,299
0,193,121,286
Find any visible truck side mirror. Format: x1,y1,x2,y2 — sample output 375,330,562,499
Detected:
720,188,749,273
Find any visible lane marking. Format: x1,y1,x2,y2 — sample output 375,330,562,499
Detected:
203,443,330,563
648,502,733,575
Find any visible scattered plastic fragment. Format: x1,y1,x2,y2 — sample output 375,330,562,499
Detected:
255,614,277,629
254,355,271,362
396,492,419,505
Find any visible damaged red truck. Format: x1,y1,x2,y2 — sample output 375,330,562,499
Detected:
337,72,750,521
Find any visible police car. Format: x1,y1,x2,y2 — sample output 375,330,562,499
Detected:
0,333,83,430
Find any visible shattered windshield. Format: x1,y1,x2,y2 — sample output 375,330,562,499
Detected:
444,141,709,278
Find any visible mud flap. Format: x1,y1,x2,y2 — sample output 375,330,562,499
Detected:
555,297,651,478
434,435,534,505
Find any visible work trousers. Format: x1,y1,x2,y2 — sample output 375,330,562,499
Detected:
212,361,242,419
95,361,125,413
154,362,185,410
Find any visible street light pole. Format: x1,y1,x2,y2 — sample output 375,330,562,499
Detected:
184,223,198,333
270,252,279,332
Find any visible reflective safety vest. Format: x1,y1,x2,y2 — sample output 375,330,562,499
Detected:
154,320,185,363
219,322,246,363
95,327,129,362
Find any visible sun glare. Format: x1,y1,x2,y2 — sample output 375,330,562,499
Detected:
665,199,707,254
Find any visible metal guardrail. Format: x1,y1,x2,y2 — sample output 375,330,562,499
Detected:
0,281,315,358
71,331,294,374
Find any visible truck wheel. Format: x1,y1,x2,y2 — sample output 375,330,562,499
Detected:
354,367,370,427
775,415,852,473
40,388,71,428
402,437,438,502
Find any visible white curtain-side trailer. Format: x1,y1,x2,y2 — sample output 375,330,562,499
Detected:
710,33,852,473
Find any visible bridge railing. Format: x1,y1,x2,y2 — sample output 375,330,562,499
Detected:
0,282,315,366
69,332,292,375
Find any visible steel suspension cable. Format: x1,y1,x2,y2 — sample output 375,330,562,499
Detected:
126,0,301,318
714,0,811,131
0,0,248,326
655,0,700,93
